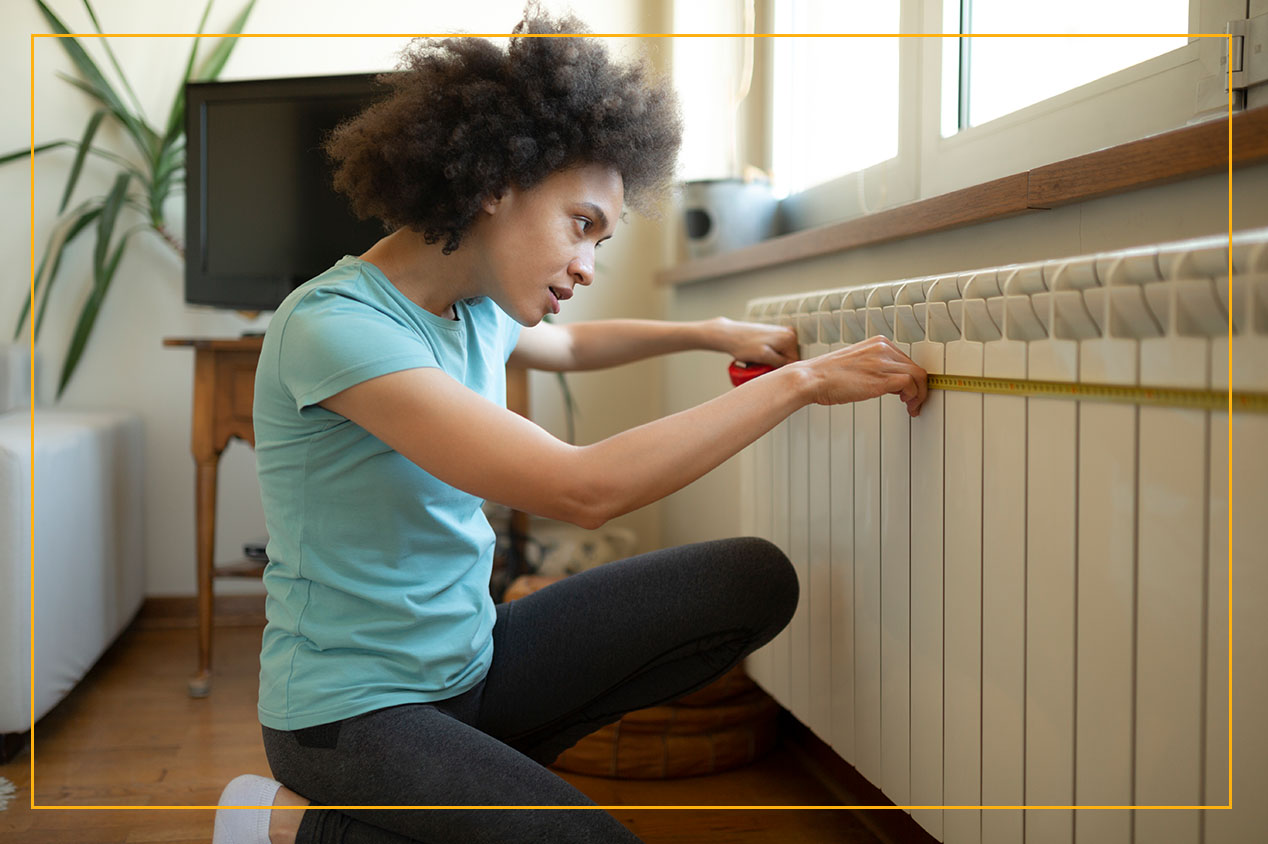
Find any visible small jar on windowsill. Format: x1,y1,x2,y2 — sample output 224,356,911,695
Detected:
681,175,779,261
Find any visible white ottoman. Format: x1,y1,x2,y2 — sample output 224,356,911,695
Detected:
0,410,145,738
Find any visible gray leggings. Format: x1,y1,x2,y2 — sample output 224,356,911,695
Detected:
261,537,798,844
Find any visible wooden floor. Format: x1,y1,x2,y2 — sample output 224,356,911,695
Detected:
0,622,921,843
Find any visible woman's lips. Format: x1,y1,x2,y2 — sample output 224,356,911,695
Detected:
547,286,561,315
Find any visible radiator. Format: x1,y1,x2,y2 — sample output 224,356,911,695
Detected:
740,229,1268,844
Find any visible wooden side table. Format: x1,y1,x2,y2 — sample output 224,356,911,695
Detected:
163,336,265,697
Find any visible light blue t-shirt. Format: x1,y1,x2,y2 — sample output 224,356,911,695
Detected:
253,256,522,730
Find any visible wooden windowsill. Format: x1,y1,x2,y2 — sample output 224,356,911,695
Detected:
657,105,1268,287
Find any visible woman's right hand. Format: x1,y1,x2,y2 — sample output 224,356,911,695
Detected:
796,335,928,417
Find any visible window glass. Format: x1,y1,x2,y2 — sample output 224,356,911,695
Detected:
673,0,748,180
955,0,1189,130
772,0,900,196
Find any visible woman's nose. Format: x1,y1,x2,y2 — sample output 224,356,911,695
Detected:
569,254,594,287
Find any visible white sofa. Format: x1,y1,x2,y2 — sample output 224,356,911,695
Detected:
0,408,145,747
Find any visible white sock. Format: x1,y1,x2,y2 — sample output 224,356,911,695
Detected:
212,774,283,844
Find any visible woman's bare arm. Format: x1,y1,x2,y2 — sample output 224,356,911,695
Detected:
506,317,799,372
321,336,926,530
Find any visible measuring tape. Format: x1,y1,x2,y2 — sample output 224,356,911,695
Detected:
928,374,1268,414
728,362,1268,414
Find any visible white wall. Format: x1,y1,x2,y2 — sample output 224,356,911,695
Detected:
3,0,674,597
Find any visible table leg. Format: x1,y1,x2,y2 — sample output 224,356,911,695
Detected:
189,456,219,698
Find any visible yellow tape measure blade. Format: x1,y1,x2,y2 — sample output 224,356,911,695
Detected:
925,374,1268,414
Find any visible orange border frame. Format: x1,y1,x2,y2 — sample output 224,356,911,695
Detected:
27,29,1237,811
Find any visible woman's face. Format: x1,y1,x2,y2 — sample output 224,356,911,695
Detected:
472,163,624,326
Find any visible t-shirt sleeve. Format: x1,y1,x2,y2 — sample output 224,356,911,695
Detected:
277,288,440,412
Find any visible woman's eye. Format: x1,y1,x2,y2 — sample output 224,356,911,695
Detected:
575,217,592,234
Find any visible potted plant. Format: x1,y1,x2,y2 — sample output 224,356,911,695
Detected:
3,0,255,398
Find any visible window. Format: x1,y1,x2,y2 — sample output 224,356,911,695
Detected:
771,0,900,196
672,0,1253,236
947,0,1189,132
923,0,1214,198
767,0,921,232
672,0,751,181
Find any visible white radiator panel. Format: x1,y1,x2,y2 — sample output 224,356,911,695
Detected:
1073,403,1135,844
787,397,811,719
743,385,773,688
1206,266,1268,841
769,298,793,706
945,333,986,844
878,306,912,808
807,383,834,745
1135,329,1208,842
1025,333,1080,844
980,338,1027,844
741,230,1268,842
853,374,883,785
828,365,857,764
909,326,946,840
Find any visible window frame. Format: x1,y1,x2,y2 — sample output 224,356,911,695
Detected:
917,0,1209,200
754,0,1239,234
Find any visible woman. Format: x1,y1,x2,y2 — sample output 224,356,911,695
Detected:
213,7,926,844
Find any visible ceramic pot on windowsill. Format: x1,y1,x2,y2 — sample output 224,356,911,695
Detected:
681,177,779,261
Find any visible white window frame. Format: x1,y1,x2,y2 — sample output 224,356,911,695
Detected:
915,0,1217,199
754,0,1249,233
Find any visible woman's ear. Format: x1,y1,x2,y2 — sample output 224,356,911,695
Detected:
481,189,507,216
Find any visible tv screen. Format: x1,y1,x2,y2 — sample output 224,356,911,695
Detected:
184,73,391,311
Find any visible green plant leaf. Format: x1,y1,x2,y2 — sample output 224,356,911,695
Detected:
16,204,71,334
35,1,113,95
78,0,148,119
152,0,255,225
155,141,184,183
193,0,257,82
0,139,147,184
34,208,103,338
92,171,131,284
59,174,135,396
29,203,104,340
30,0,257,398
85,146,148,182
0,140,67,166
54,71,158,159
58,228,133,397
14,200,102,340
35,0,157,156
162,0,217,146
146,135,186,226
57,108,106,213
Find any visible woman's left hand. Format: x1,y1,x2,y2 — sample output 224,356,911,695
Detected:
710,316,800,367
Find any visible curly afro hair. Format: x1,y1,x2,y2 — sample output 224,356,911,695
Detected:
324,3,683,254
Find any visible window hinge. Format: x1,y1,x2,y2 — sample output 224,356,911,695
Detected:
1227,20,1247,90
1226,13,1268,93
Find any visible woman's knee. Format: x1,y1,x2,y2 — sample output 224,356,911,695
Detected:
705,536,799,634
745,536,799,628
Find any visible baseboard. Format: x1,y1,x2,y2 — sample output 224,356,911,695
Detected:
778,711,938,844
133,594,266,629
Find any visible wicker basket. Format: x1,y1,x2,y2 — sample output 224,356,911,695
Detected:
504,573,780,779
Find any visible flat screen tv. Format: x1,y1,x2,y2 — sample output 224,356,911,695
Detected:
184,72,392,311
